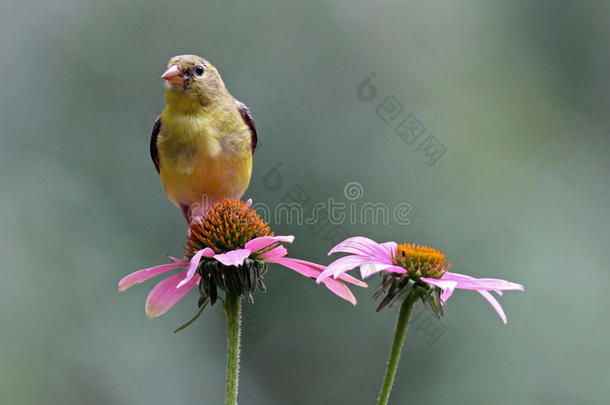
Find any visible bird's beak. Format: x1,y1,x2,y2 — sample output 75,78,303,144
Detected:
161,65,185,85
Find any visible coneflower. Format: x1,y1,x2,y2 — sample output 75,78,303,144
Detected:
317,236,523,405
119,199,366,405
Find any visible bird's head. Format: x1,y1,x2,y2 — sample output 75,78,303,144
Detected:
162,55,228,109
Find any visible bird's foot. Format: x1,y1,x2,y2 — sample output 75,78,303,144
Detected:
187,215,204,238
190,215,203,226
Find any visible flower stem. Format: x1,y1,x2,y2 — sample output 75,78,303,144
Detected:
224,292,241,405
376,298,416,405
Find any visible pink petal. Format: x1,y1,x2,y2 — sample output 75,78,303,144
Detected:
420,278,459,302
200,247,216,257
321,277,358,305
327,236,377,255
442,272,524,292
145,270,200,318
213,248,251,267
328,236,379,255
270,257,359,305
268,257,322,278
423,272,521,323
380,241,398,256
477,290,508,324
177,248,213,289
359,263,405,279
383,265,409,274
336,273,368,288
311,256,369,287
168,256,190,266
258,245,288,260
245,235,294,252
118,262,183,292
328,236,394,265
316,255,370,283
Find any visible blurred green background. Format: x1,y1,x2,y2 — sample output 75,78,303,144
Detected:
1,0,609,404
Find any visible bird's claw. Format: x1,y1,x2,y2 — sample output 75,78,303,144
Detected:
187,216,203,238
190,216,203,226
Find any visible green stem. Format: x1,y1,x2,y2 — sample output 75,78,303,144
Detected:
376,298,416,405
224,292,241,405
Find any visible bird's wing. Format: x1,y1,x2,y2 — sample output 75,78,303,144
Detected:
150,115,161,173
236,100,257,153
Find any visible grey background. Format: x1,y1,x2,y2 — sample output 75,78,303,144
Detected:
1,0,609,404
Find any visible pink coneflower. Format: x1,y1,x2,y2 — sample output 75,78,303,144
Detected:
119,199,366,319
316,236,523,405
120,199,367,405
317,236,523,322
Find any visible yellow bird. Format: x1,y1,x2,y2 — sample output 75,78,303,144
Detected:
150,55,257,223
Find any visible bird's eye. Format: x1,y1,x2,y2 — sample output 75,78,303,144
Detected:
194,65,205,76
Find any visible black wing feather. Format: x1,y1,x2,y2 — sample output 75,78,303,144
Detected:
236,101,257,152
150,115,161,173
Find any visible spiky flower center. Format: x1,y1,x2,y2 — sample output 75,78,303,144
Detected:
185,199,272,258
391,243,450,279
373,243,450,314
181,199,272,307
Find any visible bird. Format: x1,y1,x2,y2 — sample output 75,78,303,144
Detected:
150,55,257,224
